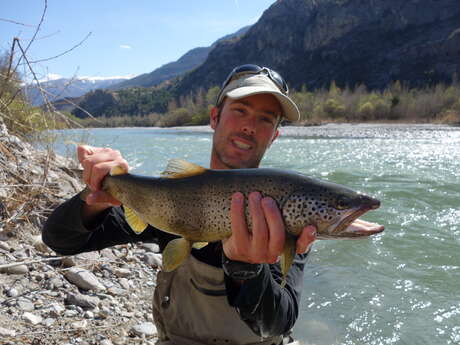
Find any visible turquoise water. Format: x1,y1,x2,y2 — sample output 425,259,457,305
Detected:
54,124,460,345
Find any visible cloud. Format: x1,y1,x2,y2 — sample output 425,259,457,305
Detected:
119,45,132,50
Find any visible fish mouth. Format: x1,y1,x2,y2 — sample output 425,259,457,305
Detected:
327,206,384,239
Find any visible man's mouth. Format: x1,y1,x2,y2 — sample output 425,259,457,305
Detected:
232,139,252,150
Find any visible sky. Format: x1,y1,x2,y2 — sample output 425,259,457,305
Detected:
0,0,276,81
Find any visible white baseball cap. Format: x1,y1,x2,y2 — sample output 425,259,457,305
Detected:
216,68,300,122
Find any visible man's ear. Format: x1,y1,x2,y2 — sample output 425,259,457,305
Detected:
210,107,219,129
270,129,280,145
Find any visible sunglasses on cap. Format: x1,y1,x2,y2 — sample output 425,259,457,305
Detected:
217,64,289,101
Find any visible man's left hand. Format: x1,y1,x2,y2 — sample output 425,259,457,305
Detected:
222,191,316,264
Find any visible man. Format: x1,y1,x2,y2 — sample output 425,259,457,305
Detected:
43,64,316,345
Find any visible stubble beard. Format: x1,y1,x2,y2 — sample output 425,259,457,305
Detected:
213,140,264,169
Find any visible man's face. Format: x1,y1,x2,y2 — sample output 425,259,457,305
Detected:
210,93,281,169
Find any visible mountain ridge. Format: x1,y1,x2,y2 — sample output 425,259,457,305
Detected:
109,25,251,90
172,0,460,97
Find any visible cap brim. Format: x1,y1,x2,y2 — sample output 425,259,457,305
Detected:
226,87,300,122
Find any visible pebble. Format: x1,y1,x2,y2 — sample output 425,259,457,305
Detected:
107,287,127,296
65,292,100,309
0,327,16,337
0,240,10,251
49,302,65,315
118,278,131,290
0,264,29,275
64,267,106,291
30,234,49,253
114,268,131,278
22,312,42,325
138,243,160,252
6,287,19,297
17,299,35,312
130,322,157,337
84,310,94,319
142,253,163,267
43,317,56,327
64,310,79,317
62,252,101,267
100,339,114,345
71,320,88,329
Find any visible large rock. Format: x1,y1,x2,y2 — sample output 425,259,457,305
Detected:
130,322,157,337
64,267,106,291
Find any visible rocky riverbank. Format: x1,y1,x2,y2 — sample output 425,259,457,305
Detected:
0,122,162,345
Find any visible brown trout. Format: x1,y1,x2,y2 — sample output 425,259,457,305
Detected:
88,159,384,284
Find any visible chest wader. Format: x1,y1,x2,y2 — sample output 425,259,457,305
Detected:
152,255,288,345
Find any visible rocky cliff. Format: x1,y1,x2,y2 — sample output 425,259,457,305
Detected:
173,0,460,96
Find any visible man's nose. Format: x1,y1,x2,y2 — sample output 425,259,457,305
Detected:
241,120,256,135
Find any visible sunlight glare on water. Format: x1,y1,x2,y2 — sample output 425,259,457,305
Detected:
55,124,460,345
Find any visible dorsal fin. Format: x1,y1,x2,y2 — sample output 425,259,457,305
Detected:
161,159,207,179
110,165,128,176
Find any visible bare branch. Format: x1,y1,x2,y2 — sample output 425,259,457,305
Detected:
0,256,65,270
0,18,35,27
29,31,92,64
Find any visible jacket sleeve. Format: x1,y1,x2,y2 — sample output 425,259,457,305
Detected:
224,252,309,338
42,193,161,255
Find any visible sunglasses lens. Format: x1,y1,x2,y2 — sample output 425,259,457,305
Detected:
232,64,262,74
268,69,288,94
217,64,289,104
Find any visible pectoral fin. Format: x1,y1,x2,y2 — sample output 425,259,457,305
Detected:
124,206,148,234
280,234,297,288
162,238,192,272
192,242,208,249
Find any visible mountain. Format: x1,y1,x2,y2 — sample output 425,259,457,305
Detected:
111,25,251,90
172,0,460,97
24,76,133,106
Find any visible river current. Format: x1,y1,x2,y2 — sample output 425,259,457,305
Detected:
55,124,460,345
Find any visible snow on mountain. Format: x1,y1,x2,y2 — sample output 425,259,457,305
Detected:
24,75,136,106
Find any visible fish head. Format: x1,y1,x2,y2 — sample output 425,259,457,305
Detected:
282,179,384,239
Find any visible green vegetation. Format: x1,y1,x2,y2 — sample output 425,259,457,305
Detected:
292,80,460,125
2,48,458,131
74,80,460,128
76,86,220,127
0,53,72,142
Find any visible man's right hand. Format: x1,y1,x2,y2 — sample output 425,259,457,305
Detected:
77,145,129,207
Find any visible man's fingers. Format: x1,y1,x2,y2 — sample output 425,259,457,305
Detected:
88,161,114,191
78,145,129,191
296,225,317,254
77,145,95,163
249,192,269,258
261,197,285,262
230,192,250,246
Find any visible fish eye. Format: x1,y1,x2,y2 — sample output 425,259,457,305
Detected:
336,196,350,210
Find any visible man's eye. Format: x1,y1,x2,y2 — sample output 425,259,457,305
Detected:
262,117,275,124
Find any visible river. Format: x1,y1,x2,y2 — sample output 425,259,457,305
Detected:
54,123,460,345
